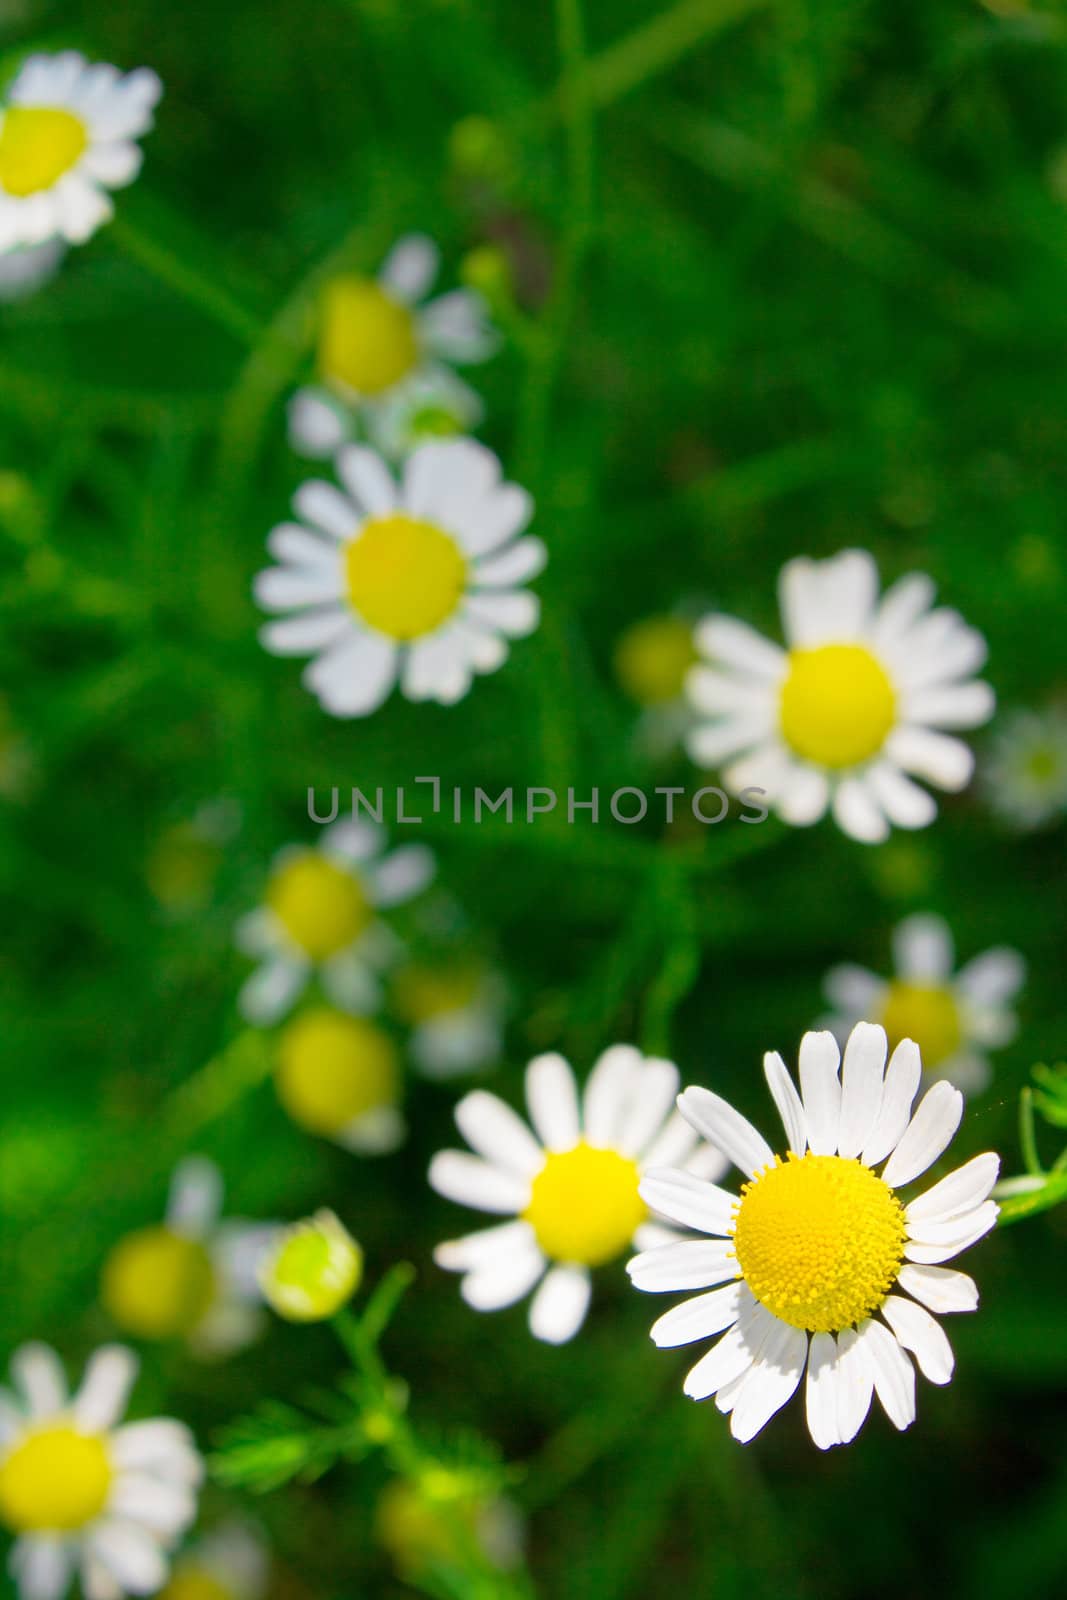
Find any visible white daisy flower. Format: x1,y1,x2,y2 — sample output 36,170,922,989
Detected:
287,233,494,460
275,1006,404,1154
100,1158,278,1358
158,1520,268,1600
236,819,434,1024
0,238,64,300
0,1342,202,1600
0,52,161,250
984,704,1067,831
254,439,545,718
429,1047,728,1345
628,1022,1000,1448
289,366,483,464
393,960,508,1079
824,914,1025,1098
686,549,995,843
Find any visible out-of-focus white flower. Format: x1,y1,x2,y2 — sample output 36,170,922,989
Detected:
275,1005,404,1153
984,704,1067,831
157,1520,269,1600
392,960,507,1078
0,238,64,300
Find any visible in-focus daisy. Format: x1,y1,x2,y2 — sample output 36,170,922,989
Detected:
392,959,507,1078
276,1005,403,1153
984,704,1067,831
287,233,494,460
236,819,434,1024
686,549,994,842
628,1023,999,1447
100,1158,277,1357
824,914,1025,1097
0,52,161,250
0,238,64,301
429,1047,727,1345
614,612,699,760
0,1342,202,1600
158,1521,268,1600
255,439,544,718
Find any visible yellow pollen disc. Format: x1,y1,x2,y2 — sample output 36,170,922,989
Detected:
276,1007,399,1135
614,615,698,707
524,1143,645,1267
267,852,370,960
345,514,467,641
0,1426,112,1532
319,276,419,396
733,1153,906,1333
158,1568,234,1600
101,1226,216,1340
779,643,896,768
0,107,88,197
881,981,962,1068
392,963,482,1023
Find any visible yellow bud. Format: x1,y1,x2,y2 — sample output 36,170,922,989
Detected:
448,116,514,187
259,1210,362,1322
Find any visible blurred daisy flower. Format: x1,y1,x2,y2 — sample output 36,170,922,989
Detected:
392,959,507,1079
429,1047,727,1345
686,549,994,843
255,439,545,718
614,612,698,759
288,233,494,461
0,52,161,251
376,1471,524,1585
101,1158,277,1358
158,1521,268,1600
259,1210,362,1322
823,914,1025,1097
276,1006,404,1153
236,819,434,1025
984,704,1067,831
629,1023,999,1448
0,1342,201,1600
0,238,63,300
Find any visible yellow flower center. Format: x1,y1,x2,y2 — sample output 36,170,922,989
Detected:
101,1226,216,1340
392,964,482,1023
0,107,88,197
276,1007,399,1135
320,277,419,396
0,1426,112,1532
524,1143,646,1267
159,1570,234,1600
345,514,467,641
614,616,698,707
267,852,370,960
881,981,963,1069
733,1153,906,1333
779,643,896,768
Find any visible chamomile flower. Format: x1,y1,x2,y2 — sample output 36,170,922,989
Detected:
158,1521,268,1600
259,1211,362,1322
823,914,1025,1098
628,1023,999,1447
0,238,63,300
0,1342,202,1600
236,819,434,1024
984,704,1067,831
100,1158,277,1358
289,366,483,464
275,1006,404,1153
287,233,494,459
255,439,545,718
429,1047,728,1345
614,613,699,760
0,53,161,251
393,959,507,1078
686,549,994,843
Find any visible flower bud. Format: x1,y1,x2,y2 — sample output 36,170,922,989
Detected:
259,1210,362,1322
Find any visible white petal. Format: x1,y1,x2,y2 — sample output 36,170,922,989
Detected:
823,964,884,1018
864,762,937,830
639,1168,737,1236
762,1051,808,1154
339,1105,406,1155
881,1081,963,1188
473,537,547,588
893,914,954,982
805,1331,841,1450
582,1044,643,1147
454,1091,543,1178
626,1238,740,1294
905,1152,1000,1227
904,1201,998,1262
320,950,382,1015
54,174,112,244
11,1344,67,1417
955,948,1026,1006
695,616,786,680
524,1053,580,1152
109,1421,201,1481
905,682,994,730
834,1328,874,1443
419,288,497,362
254,565,341,612
260,607,350,657
798,1031,841,1155
686,717,766,767
336,445,398,516
650,1282,745,1348
836,1023,887,1159
85,1521,167,1595
853,1319,916,1432
288,388,350,458
686,667,771,717
640,1108,700,1171
380,233,439,303
434,1219,538,1273
237,956,306,1025
885,726,974,792
428,1151,529,1215
896,1263,979,1315
266,521,340,572
728,1321,808,1443
403,437,500,523
861,1039,922,1167
776,766,830,827
617,1060,681,1160
880,1296,954,1385
457,484,534,559
681,1290,766,1400
9,1538,73,1600
463,589,540,639
831,777,890,844
528,1265,592,1344
676,1087,774,1178
292,480,359,541
166,1157,222,1237
304,630,398,718
83,140,142,187
401,627,474,705
72,1346,137,1432
461,1249,545,1312
365,844,435,906
871,572,936,647
108,1475,195,1537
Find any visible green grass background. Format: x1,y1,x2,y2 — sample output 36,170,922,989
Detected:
2,0,1067,1595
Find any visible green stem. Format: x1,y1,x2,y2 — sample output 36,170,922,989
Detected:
110,217,264,346
1019,1086,1045,1178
